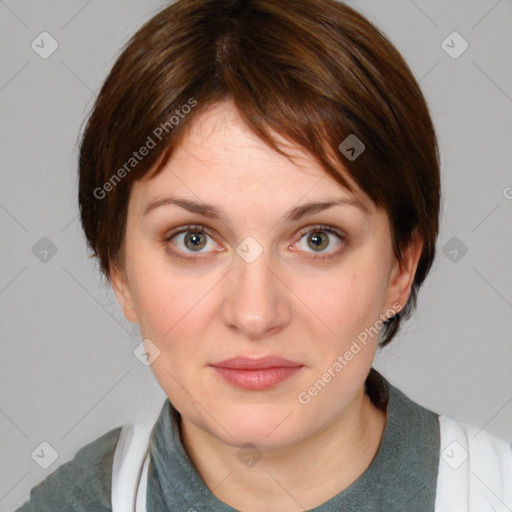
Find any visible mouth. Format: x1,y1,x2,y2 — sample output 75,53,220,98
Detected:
209,356,304,390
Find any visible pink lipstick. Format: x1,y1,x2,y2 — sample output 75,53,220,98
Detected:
209,356,304,390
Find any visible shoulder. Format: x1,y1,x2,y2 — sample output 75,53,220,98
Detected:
436,415,512,510
15,426,122,512
438,414,512,464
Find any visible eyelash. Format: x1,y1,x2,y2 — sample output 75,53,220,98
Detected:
163,224,347,262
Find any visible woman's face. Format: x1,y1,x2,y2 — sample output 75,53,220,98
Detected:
112,100,420,449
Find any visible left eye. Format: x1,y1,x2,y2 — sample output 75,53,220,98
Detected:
294,226,345,257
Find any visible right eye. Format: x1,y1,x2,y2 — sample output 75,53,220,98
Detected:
164,224,223,261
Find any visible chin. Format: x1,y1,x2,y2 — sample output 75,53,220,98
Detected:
216,406,305,449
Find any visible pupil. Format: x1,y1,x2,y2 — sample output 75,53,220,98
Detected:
309,232,327,251
186,232,205,250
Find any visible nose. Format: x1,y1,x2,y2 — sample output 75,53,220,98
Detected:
221,246,292,340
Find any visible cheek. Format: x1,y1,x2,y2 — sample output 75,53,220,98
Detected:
134,274,198,339
131,270,208,398
128,256,216,360
302,264,389,340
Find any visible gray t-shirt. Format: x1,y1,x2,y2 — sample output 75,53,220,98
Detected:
15,368,440,511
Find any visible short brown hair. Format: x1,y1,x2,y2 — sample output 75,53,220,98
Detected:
78,0,441,347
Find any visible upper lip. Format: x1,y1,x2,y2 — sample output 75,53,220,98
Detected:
210,356,303,370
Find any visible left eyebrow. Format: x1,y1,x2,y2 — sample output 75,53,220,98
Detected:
142,195,370,223
285,198,370,221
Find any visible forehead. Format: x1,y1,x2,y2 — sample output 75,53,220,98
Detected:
174,100,322,176
130,100,375,218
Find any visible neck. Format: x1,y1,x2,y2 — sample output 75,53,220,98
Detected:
179,386,387,512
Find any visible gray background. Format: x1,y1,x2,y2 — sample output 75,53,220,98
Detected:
1,0,511,510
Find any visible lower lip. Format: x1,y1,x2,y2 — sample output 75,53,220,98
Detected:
211,366,303,390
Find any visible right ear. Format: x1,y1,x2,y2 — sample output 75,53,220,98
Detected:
110,263,138,323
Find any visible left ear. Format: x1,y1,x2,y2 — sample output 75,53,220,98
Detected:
384,230,424,315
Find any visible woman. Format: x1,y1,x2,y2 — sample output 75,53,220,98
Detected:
16,0,512,510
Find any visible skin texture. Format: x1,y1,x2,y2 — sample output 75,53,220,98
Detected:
111,100,423,511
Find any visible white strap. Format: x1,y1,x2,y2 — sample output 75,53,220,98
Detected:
111,418,157,512
135,451,151,511
435,414,512,512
